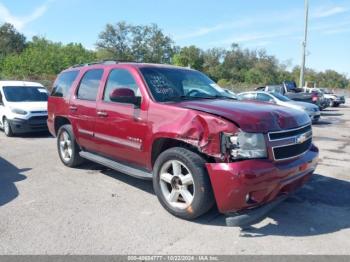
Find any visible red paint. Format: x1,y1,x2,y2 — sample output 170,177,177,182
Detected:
206,145,318,213
110,88,135,98
48,63,319,215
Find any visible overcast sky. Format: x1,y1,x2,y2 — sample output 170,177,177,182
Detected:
1,0,349,75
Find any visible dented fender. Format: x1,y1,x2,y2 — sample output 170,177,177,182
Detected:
149,104,238,162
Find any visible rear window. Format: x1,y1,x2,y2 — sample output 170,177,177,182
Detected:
51,71,79,98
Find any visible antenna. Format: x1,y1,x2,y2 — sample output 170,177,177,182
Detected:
299,0,309,90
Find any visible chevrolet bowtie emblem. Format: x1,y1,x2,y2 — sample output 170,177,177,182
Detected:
296,133,308,144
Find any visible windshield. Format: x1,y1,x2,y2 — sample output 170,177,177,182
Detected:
284,81,297,90
139,67,226,102
3,86,48,102
269,92,291,102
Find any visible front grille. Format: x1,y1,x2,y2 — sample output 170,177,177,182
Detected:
269,124,312,161
273,139,312,160
269,125,311,141
28,116,48,128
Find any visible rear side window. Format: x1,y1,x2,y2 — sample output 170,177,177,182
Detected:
76,69,104,101
51,71,79,97
257,93,274,102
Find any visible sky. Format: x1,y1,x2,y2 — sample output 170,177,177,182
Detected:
0,0,350,75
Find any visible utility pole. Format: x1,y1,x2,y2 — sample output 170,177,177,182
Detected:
299,0,309,90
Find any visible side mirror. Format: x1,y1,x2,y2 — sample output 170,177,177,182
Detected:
109,88,141,107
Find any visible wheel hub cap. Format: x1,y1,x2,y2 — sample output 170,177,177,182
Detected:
159,160,195,209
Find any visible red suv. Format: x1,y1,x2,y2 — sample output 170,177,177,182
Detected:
48,61,319,227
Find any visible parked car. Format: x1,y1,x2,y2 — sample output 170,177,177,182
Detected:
222,88,238,99
237,91,321,123
307,88,346,107
258,81,328,110
0,81,49,137
48,61,319,227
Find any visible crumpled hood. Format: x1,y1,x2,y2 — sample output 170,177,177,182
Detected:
173,99,310,133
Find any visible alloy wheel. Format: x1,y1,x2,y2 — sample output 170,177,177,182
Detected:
59,130,73,162
159,160,195,209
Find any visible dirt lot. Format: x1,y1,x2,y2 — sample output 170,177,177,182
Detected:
1,102,350,255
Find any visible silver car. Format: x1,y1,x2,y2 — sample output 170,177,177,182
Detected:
238,91,321,123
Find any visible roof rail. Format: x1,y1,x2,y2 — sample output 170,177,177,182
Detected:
70,60,140,68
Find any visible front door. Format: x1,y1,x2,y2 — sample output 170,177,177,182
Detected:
94,68,149,168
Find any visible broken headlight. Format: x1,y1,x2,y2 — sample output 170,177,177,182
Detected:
222,131,267,160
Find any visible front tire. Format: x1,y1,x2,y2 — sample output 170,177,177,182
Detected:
57,124,84,167
153,147,214,220
3,118,14,137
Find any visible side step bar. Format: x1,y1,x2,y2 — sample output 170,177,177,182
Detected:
79,151,153,180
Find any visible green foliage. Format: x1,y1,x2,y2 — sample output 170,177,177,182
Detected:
0,23,26,59
0,21,349,89
173,45,204,70
96,21,175,63
1,37,96,80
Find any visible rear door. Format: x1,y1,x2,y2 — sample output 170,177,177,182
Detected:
69,68,104,152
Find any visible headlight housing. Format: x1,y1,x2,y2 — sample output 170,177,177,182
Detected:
222,131,267,160
11,108,28,115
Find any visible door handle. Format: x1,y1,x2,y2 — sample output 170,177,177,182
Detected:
69,105,78,112
97,111,108,117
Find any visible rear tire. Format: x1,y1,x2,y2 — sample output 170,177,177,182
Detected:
57,124,84,167
153,147,214,220
3,118,14,137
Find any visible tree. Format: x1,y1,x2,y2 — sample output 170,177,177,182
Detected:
2,37,96,80
0,23,26,59
96,22,133,61
173,45,204,70
202,48,225,81
96,22,175,63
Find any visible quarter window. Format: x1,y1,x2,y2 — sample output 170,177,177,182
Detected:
51,71,79,97
77,69,104,101
257,93,274,102
103,69,140,102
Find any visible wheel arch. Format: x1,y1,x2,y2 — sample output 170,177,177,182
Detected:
151,137,215,168
54,116,71,136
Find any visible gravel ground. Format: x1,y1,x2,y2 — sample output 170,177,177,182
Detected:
0,101,350,255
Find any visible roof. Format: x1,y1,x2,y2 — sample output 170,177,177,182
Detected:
0,81,44,88
64,60,194,72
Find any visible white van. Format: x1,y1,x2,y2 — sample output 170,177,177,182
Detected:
0,81,49,137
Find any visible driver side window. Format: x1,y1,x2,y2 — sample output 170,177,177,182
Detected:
103,69,140,102
0,91,3,105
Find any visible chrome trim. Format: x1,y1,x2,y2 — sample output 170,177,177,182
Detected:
269,124,313,161
271,137,312,161
78,128,94,136
268,124,311,141
94,133,142,150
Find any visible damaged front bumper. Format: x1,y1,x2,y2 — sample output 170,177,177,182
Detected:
206,145,319,227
